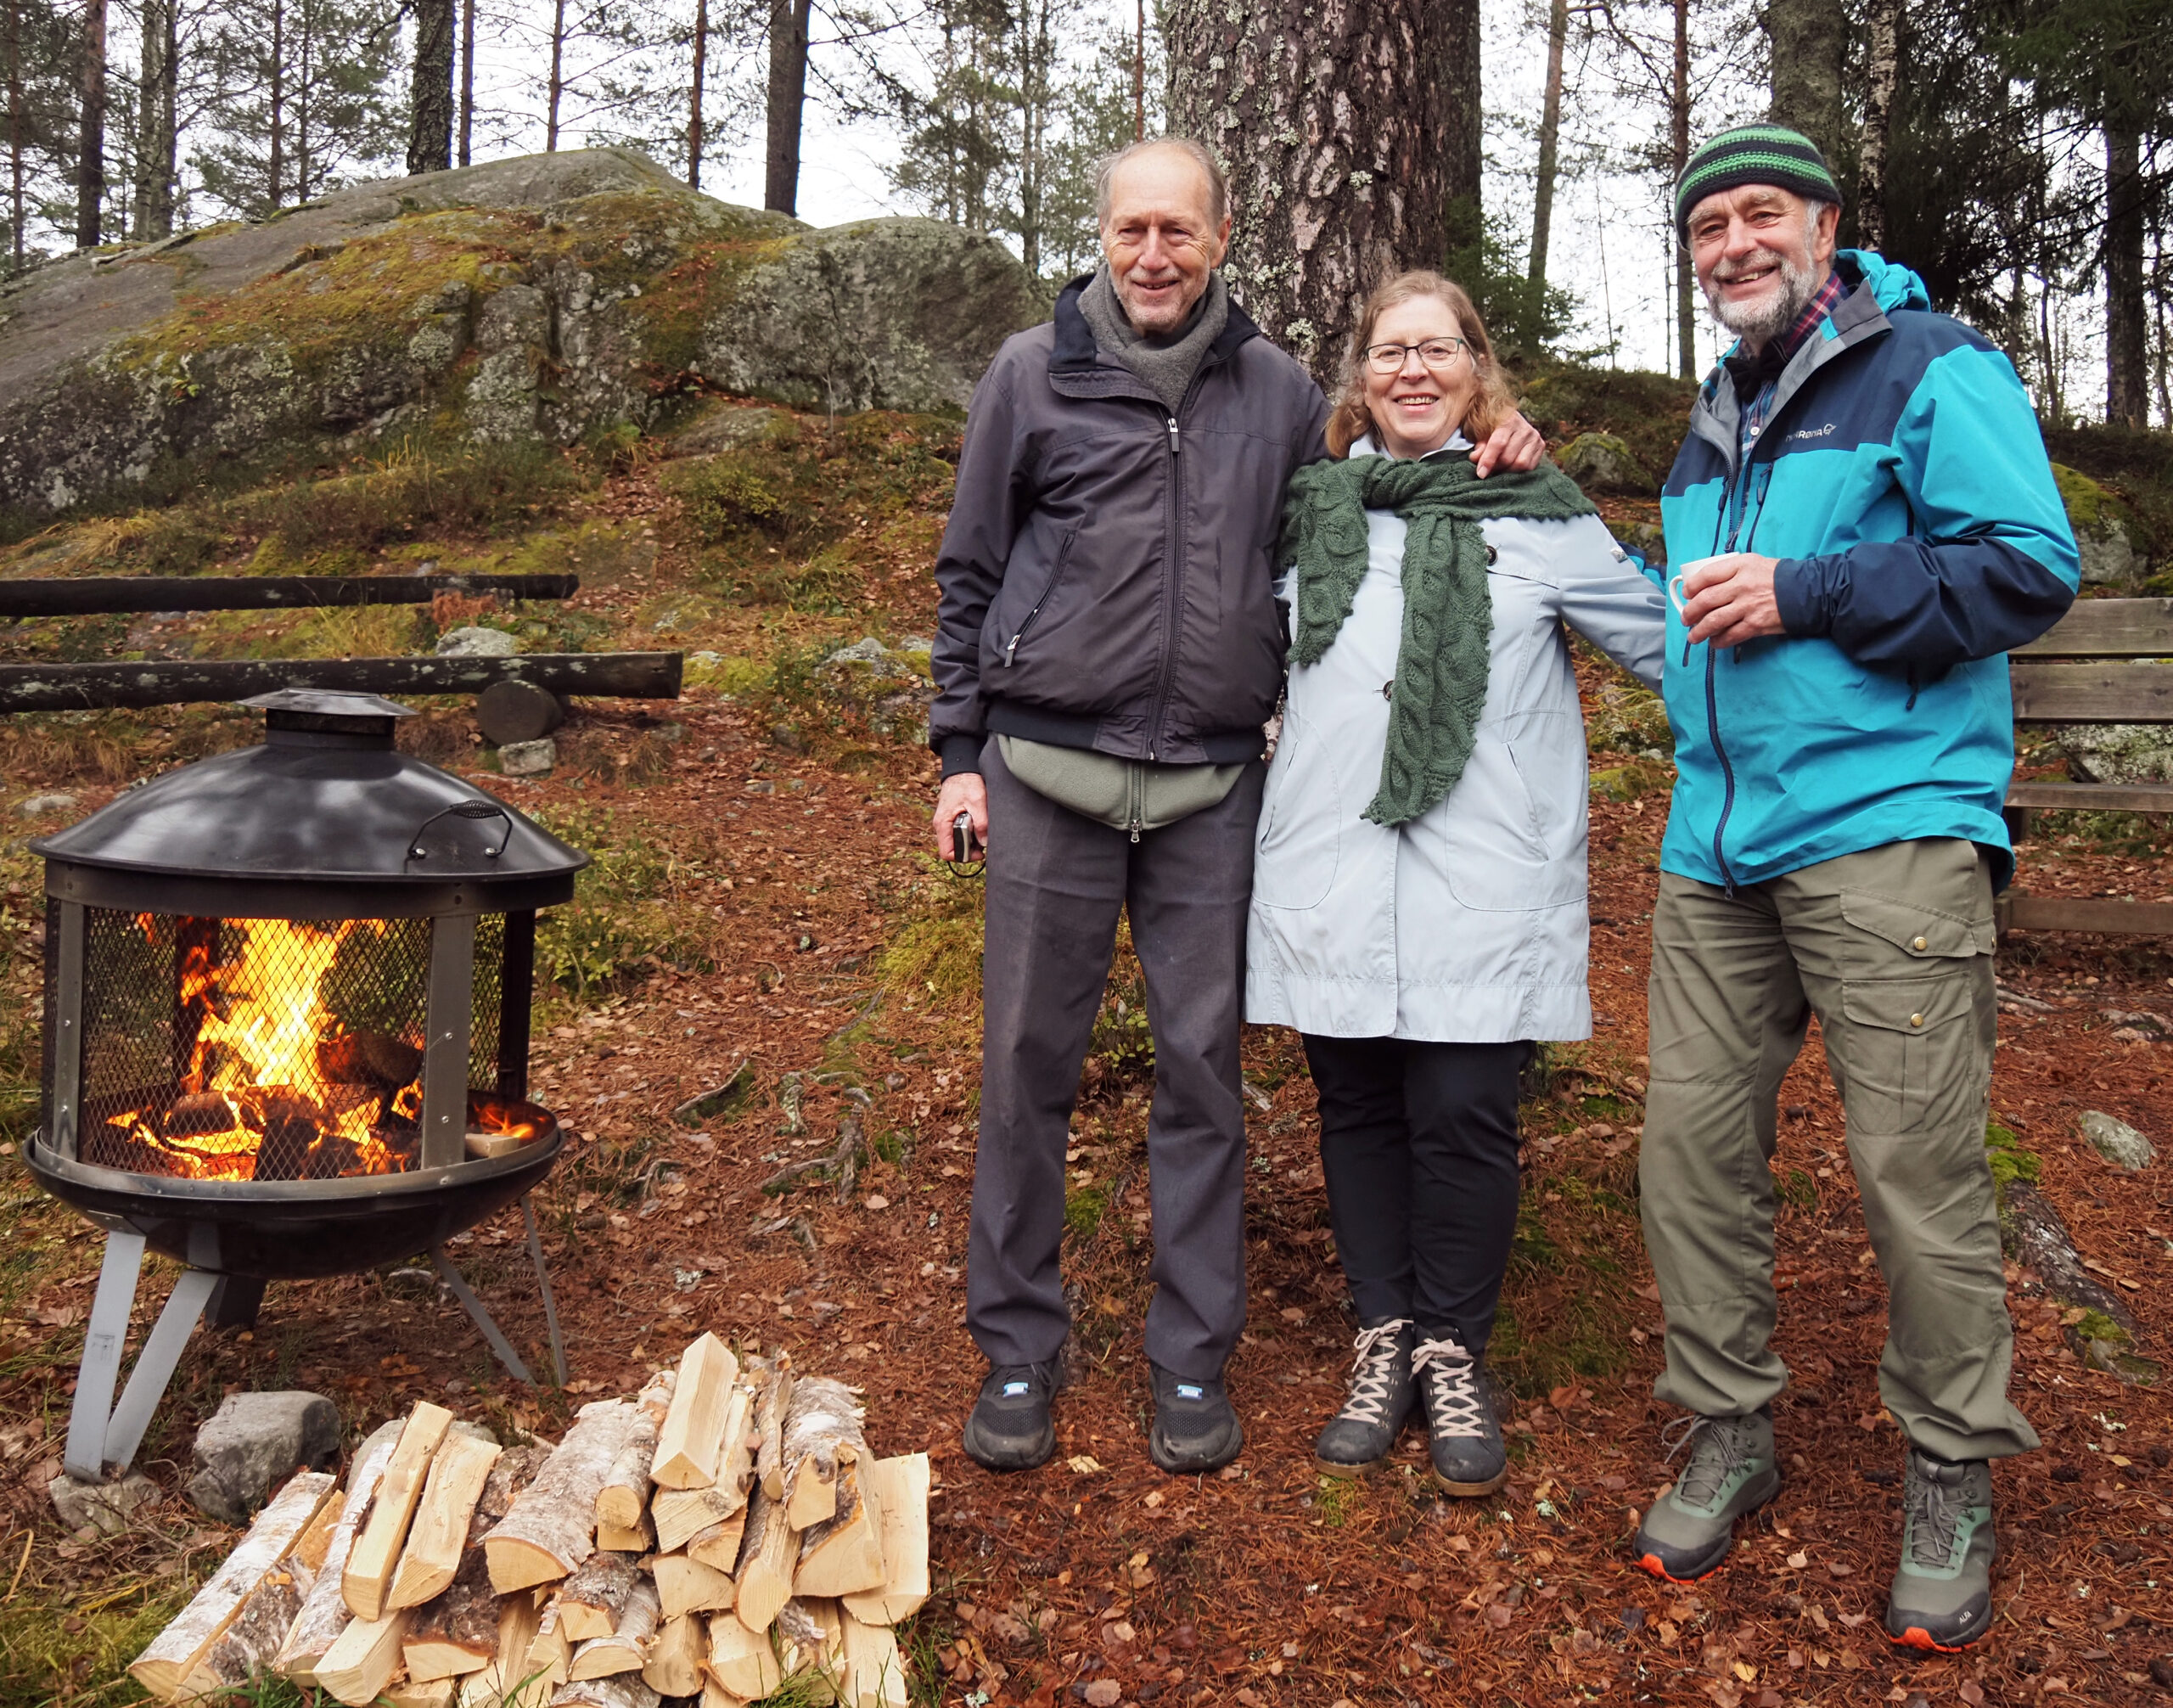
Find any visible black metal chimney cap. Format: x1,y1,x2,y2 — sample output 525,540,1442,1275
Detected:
244,688,413,750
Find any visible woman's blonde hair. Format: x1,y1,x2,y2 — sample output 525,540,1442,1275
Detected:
1326,270,1519,458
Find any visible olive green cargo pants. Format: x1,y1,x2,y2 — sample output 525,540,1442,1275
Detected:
1640,837,2038,1461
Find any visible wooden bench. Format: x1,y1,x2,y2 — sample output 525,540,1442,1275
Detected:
2001,597,2173,935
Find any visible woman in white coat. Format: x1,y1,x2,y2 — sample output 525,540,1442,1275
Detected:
1248,271,1666,1494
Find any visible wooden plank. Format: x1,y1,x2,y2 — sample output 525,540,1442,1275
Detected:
344,1402,456,1620
2005,780,2173,813
0,651,682,714
129,1469,335,1700
1997,893,2173,936
839,1455,929,1627
652,1334,740,1490
390,1431,504,1610
0,573,579,619
2013,597,2173,657
2010,660,2173,723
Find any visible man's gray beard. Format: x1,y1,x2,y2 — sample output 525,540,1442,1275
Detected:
1704,246,1822,351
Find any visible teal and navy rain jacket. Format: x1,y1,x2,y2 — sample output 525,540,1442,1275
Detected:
1657,249,2080,891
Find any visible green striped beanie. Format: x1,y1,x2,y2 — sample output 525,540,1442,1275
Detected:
1675,125,1842,238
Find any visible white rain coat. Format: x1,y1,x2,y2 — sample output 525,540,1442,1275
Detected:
1245,433,1667,1042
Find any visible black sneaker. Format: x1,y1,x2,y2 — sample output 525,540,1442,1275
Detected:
1314,1318,1416,1477
1147,1363,1244,1474
962,1356,1064,1471
1413,1329,1508,1496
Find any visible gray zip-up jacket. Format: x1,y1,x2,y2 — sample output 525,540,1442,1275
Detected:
930,277,1331,776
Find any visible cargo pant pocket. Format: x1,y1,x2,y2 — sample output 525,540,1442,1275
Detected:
1837,970,1982,1135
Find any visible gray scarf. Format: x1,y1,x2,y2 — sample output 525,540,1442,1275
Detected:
1078,266,1229,414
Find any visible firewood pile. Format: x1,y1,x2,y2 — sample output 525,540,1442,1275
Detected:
126,1335,929,1707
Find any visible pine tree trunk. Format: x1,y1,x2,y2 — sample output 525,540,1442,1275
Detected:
5,0,24,272
1441,0,1481,253
76,0,105,248
458,0,474,166
547,0,566,150
1528,0,1568,287
2105,123,2148,427
407,0,454,175
129,0,162,238
764,0,811,215
1672,0,1693,378
1761,0,1845,163
1856,0,1901,254
1166,0,1468,383
267,0,284,208
687,0,706,188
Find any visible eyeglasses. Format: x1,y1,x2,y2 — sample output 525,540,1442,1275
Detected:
1363,337,1472,374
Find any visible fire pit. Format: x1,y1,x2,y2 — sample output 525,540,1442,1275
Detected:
24,690,588,1480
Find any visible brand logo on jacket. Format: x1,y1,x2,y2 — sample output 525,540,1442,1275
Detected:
1787,422,1839,441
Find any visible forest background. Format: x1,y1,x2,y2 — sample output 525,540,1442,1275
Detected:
2,0,2167,426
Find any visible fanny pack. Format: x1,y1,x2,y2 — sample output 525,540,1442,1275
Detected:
999,736,1244,841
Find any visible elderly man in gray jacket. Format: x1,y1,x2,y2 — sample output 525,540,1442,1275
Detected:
929,136,1541,1474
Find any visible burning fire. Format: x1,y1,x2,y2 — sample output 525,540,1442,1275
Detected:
107,915,424,1182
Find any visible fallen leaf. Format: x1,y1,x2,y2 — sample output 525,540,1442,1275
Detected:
1786,1550,1808,1570
863,1194,889,1211
1066,1455,1103,1475
1732,1661,1757,1683
1957,1683,1985,1705
1084,1682,1122,1707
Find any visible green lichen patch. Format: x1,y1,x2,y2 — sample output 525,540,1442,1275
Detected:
1985,1120,2042,1194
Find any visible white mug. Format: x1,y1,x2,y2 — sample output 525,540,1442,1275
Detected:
1667,556,1724,618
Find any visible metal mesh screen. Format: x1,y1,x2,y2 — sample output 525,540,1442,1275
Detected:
70,909,512,1182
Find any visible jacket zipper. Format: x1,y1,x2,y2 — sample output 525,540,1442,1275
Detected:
1144,412,1183,761
1002,528,1080,666
1128,762,1143,843
1701,445,1767,896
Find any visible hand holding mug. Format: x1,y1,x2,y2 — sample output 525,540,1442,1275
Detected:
1673,552,1786,649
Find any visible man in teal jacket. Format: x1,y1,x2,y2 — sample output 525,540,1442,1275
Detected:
1629,126,2078,1654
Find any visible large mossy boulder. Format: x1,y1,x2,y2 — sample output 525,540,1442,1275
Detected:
2050,463,2145,588
0,149,1047,522
1558,431,1656,497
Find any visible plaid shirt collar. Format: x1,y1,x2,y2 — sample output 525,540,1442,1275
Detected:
1728,267,1847,453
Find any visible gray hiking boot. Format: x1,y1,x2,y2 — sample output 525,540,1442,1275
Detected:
1632,1407,1780,1582
1413,1330,1507,1496
1884,1448,1996,1651
1314,1318,1416,1477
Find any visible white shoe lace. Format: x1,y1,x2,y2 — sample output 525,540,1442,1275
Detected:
1413,1334,1486,1440
1335,1318,1412,1425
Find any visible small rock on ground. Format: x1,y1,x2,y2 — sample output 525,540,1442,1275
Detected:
2080,1110,2156,1170
499,737,555,776
435,625,518,658
15,792,78,818
49,1469,160,1534
188,1390,340,1524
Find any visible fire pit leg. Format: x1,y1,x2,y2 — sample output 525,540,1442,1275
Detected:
430,1247,536,1385
64,1233,218,1480
522,1195,569,1389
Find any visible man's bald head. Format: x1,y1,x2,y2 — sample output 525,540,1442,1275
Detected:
1095,138,1232,336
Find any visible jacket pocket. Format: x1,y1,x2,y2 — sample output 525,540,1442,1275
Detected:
1000,523,1082,668
1438,715,1586,912
1253,705,1339,910
1838,969,1984,1134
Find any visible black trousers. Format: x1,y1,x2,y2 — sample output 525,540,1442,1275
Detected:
1302,1034,1528,1355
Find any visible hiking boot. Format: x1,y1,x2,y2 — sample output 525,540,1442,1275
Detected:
1632,1407,1780,1582
1314,1318,1417,1477
1885,1448,1996,1651
962,1355,1064,1471
1147,1363,1244,1474
1413,1330,1507,1496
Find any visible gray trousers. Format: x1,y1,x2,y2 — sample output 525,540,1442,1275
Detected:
1640,837,2038,1461
966,737,1264,1380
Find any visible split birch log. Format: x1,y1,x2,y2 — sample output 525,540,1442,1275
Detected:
344,1401,456,1619
839,1455,930,1626
403,1548,502,1682
780,1378,866,1531
649,1551,736,1620
386,1677,458,1708
701,1682,754,1708
714,1382,758,1503
317,1609,410,1706
652,1334,739,1489
775,1598,842,1704
275,1431,403,1683
595,1517,653,1554
596,1370,675,1530
652,1483,741,1555
794,1458,884,1597
130,1469,335,1700
568,1579,660,1680
705,1613,782,1700
641,1613,706,1697
485,1400,637,1593
293,1494,344,1576
841,1612,910,1708
391,1430,505,1610
752,1352,795,1499
687,1506,748,1574
458,1585,544,1708
731,1483,798,1633
524,1600,575,1694
549,1675,660,1708
557,1551,639,1642
186,1562,310,1700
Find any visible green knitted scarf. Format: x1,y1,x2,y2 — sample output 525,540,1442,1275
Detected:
1280,450,1597,827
